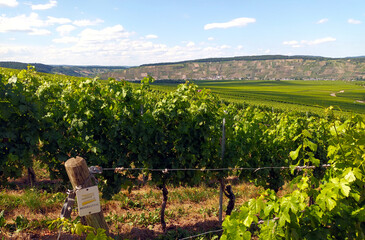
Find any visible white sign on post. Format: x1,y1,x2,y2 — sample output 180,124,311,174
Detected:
76,185,101,217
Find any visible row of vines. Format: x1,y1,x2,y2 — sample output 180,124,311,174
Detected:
1,67,364,239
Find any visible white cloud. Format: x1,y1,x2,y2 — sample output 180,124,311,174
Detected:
47,16,71,25
73,19,104,27
32,0,57,10
13,35,230,64
0,0,18,7
186,41,195,47
220,45,231,49
305,37,336,45
316,18,328,24
145,34,158,39
0,22,261,65
208,37,214,41
204,17,256,30
348,18,361,24
0,36,249,65
78,25,132,44
283,37,336,48
0,13,46,33
0,45,27,56
0,12,71,35
53,36,79,44
0,13,75,36
56,24,76,36
29,28,51,35
283,40,299,45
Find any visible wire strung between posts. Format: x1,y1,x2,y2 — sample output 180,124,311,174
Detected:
86,164,319,240
90,164,331,174
179,229,224,240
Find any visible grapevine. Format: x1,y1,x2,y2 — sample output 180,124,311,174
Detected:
1,67,363,238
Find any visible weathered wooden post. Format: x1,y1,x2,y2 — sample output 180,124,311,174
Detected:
65,156,109,233
218,179,224,225
219,118,226,225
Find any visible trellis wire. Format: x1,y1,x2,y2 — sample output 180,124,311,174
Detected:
86,163,330,239
90,164,331,174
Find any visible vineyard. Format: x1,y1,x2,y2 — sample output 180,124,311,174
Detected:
150,80,365,117
0,67,364,239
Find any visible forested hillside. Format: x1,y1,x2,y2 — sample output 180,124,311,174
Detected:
0,61,128,77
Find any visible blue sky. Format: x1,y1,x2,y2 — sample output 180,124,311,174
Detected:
0,0,364,66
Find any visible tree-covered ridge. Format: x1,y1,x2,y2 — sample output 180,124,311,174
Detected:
0,61,128,77
0,62,54,74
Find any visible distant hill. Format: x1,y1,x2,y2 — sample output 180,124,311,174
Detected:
100,55,365,81
0,61,128,77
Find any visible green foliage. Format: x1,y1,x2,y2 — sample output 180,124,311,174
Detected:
0,189,64,212
170,187,216,203
225,107,330,192
2,68,364,239
0,213,50,234
13,215,29,232
48,218,112,240
1,69,224,194
106,210,159,227
0,210,5,229
0,69,41,184
142,82,224,186
221,114,365,239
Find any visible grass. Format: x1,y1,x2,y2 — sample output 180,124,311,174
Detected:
169,187,218,203
0,189,66,212
150,80,365,116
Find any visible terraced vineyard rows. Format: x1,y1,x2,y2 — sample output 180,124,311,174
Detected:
150,80,365,116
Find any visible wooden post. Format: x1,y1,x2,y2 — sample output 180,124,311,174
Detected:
219,179,224,225
140,105,147,186
219,118,226,225
221,118,226,160
65,156,109,233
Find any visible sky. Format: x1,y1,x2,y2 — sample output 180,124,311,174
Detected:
0,0,364,66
